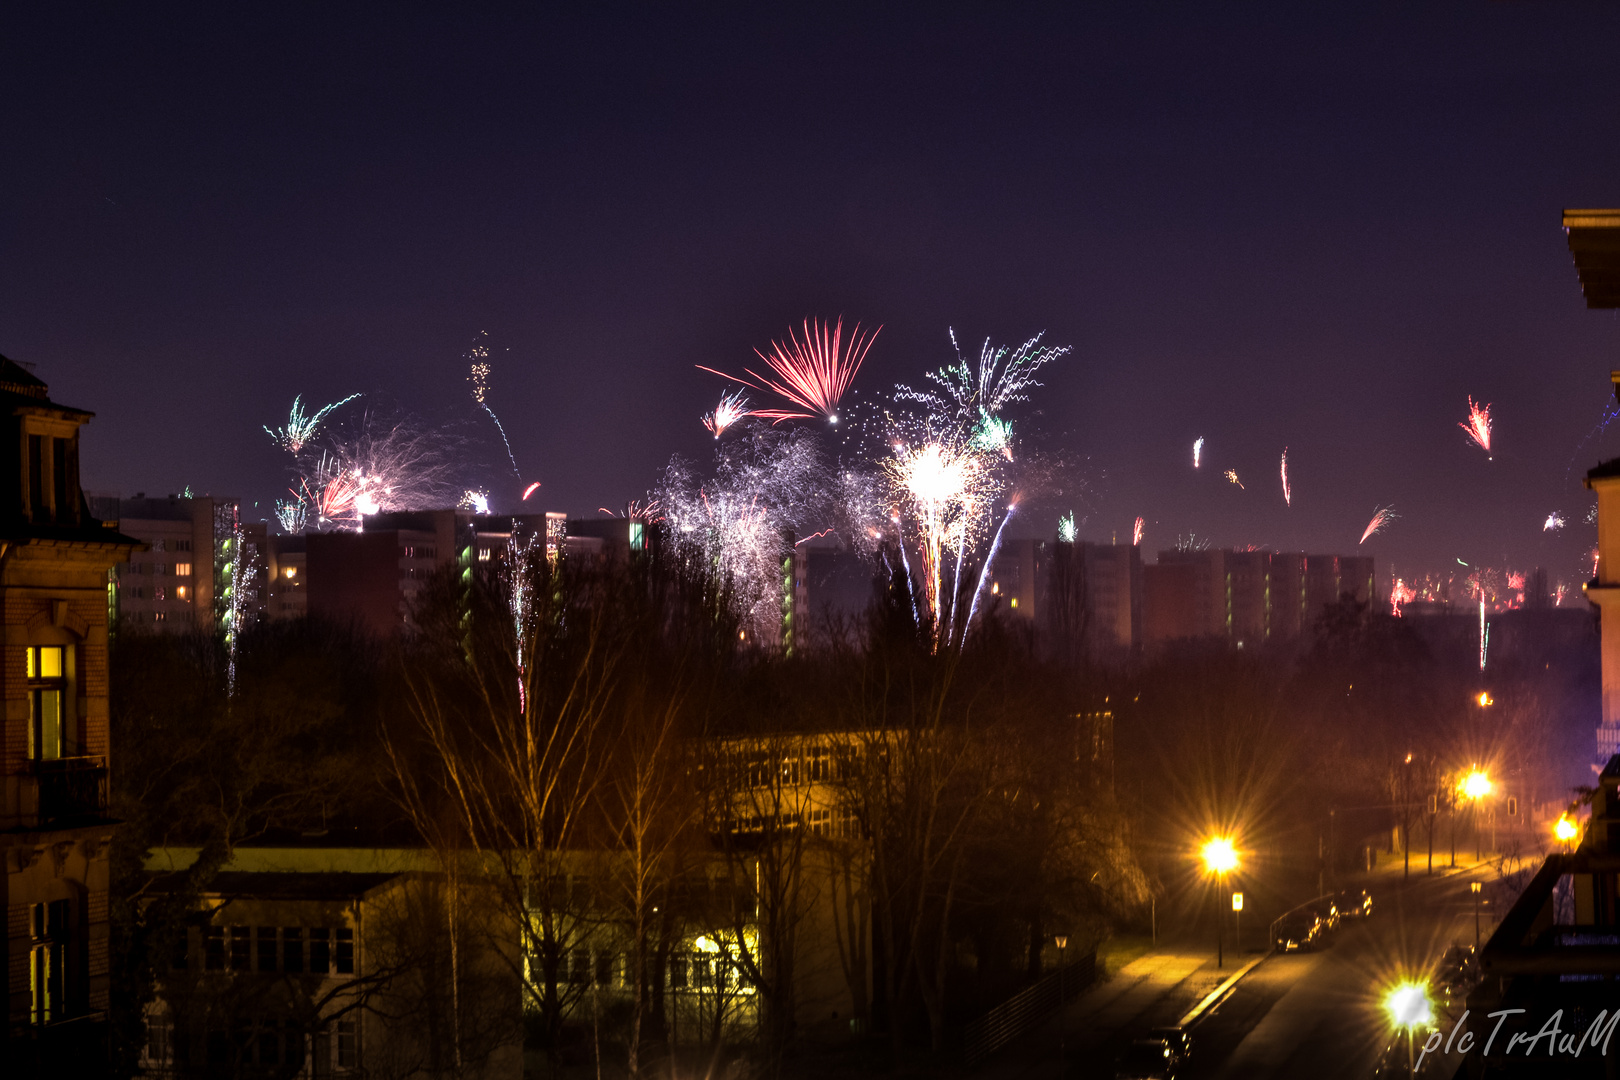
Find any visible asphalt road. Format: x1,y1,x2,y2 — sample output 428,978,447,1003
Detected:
1181,869,1496,1079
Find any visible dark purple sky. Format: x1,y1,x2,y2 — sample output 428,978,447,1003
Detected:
5,5,1620,589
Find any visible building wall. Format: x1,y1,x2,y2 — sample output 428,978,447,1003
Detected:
0,359,134,1045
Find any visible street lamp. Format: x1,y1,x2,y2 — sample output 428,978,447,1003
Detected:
1232,891,1244,958
1556,814,1579,851
1384,981,1434,1079
1201,837,1240,968
1471,881,1483,951
1458,769,1493,861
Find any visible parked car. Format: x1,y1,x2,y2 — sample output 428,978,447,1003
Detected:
1146,1026,1193,1063
1274,911,1323,952
1115,1038,1179,1079
1336,888,1374,920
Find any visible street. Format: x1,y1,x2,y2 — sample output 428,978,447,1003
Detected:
1020,865,1509,1080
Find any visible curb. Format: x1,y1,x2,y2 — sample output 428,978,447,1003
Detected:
1177,952,1269,1028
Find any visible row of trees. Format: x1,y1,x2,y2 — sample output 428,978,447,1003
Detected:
110,537,1148,1077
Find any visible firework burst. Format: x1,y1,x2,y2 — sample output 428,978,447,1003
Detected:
699,317,878,423
281,410,465,532
1460,396,1493,457
1389,578,1416,616
1544,512,1565,531
468,335,521,478
1057,511,1076,543
702,388,753,438
1225,469,1244,490
1280,448,1291,506
898,330,1071,424
1193,437,1204,468
1133,517,1144,546
264,394,360,454
1359,505,1398,544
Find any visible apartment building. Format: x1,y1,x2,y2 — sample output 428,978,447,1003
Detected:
0,356,137,1065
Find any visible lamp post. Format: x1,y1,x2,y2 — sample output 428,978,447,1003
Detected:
1459,769,1492,862
1200,837,1239,969
1384,981,1434,1080
1471,881,1483,952
1055,934,1069,1066
1232,892,1244,958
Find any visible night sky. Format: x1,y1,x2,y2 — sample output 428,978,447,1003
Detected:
5,5,1620,589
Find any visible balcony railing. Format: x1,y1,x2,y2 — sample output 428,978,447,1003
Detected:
33,756,109,827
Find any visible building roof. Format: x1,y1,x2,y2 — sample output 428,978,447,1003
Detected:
149,871,402,901
1564,209,1620,309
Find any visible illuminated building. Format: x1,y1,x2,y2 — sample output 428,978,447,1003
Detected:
0,355,137,1065
90,494,267,633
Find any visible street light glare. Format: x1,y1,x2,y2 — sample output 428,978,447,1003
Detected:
1459,770,1493,801
1383,982,1433,1029
1201,837,1239,873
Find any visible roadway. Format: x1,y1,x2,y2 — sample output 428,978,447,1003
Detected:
1030,865,1504,1079
1187,866,1496,1079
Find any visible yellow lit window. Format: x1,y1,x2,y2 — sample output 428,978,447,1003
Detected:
284,567,297,578
174,562,192,577
25,646,63,680
176,586,188,601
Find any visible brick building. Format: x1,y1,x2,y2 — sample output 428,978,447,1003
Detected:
0,356,136,1063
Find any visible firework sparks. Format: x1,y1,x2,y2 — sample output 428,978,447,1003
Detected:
1057,511,1076,543
459,489,491,514
1132,517,1144,546
699,317,878,423
282,411,465,532
1280,448,1291,506
971,412,1015,459
1390,578,1416,616
1460,396,1493,457
1544,512,1565,531
264,393,360,454
1359,505,1398,544
468,337,521,478
1225,469,1244,490
1193,437,1204,469
898,330,1070,425
702,388,752,438
522,481,542,501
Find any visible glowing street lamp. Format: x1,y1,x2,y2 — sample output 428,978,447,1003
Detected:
1200,837,1240,968
1459,770,1493,801
1458,770,1493,861
1201,837,1239,874
1384,981,1434,1079
1555,814,1580,849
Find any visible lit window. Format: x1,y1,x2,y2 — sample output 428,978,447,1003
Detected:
176,586,188,601
25,646,66,761
478,548,492,562
29,901,68,1026
1010,598,1019,609
174,562,192,577
283,567,296,578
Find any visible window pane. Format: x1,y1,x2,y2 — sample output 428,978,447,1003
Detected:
283,928,303,973
38,690,62,760
335,928,353,974
40,647,61,679
229,927,250,971
310,927,330,974
258,927,277,972
25,647,33,679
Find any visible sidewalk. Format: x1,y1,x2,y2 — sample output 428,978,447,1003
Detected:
981,945,1254,1080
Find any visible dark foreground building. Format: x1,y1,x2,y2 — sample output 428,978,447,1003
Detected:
0,356,136,1067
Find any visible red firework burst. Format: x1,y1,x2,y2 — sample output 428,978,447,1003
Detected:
698,317,879,424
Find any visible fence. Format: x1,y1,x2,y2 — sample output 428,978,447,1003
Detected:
963,951,1097,1068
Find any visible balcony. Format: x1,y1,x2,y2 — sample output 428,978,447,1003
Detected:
33,756,109,827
